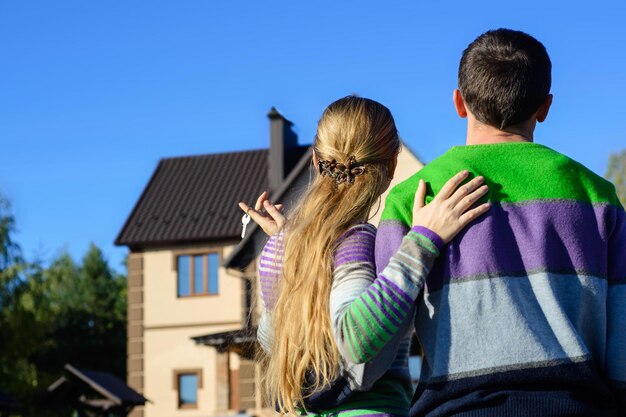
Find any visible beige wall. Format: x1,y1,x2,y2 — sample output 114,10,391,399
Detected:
369,144,424,226
144,324,239,417
144,243,243,328
141,242,246,417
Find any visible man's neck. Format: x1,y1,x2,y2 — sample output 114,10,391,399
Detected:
465,116,535,145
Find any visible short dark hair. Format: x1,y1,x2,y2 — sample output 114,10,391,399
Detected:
458,29,551,130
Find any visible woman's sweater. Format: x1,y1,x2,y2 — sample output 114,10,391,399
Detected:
257,223,444,417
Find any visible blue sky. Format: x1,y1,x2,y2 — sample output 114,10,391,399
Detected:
1,1,625,271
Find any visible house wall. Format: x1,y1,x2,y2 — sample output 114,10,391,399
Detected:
144,324,238,417
369,144,424,226
138,242,246,417
144,243,243,327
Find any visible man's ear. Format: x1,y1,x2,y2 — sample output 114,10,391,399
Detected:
536,94,553,123
453,89,468,118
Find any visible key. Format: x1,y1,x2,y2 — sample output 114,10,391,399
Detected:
241,214,251,239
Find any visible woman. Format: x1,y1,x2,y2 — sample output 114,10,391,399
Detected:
239,96,489,416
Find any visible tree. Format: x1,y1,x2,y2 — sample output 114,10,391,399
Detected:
0,190,128,416
34,245,127,380
606,149,626,207
0,193,45,410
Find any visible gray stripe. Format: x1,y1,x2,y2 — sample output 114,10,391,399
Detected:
428,355,593,383
416,272,608,378
438,267,610,288
607,284,626,381
495,198,614,208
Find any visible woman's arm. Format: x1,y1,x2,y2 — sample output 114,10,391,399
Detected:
330,224,442,364
332,172,490,364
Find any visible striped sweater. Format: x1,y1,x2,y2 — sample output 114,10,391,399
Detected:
376,142,626,417
257,223,445,417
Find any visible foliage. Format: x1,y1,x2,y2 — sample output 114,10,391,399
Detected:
0,191,127,417
606,149,626,207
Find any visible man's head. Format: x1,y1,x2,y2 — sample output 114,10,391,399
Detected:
457,29,552,130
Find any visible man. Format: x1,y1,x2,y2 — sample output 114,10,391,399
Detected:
376,29,626,416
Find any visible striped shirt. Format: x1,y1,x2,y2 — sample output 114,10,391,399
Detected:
258,223,444,417
376,142,626,417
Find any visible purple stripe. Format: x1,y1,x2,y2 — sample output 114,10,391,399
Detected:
609,208,626,284
365,285,405,326
411,226,445,252
259,254,282,261
423,201,619,290
375,279,411,311
336,247,373,258
335,256,372,267
379,275,414,305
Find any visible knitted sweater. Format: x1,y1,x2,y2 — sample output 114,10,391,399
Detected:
257,223,446,417
375,142,626,417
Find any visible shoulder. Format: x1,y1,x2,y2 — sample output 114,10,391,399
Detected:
382,153,457,225
545,146,620,206
336,223,376,248
334,223,376,266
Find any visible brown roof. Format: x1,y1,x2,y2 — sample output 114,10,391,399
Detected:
115,149,275,248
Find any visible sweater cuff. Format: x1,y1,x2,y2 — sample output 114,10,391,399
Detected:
409,226,445,253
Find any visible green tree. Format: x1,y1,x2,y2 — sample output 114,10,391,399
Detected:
0,190,128,416
34,245,127,379
0,194,45,411
606,149,626,207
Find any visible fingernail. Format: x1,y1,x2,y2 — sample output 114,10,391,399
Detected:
263,200,270,206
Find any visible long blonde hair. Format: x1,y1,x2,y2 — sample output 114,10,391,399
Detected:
262,96,400,414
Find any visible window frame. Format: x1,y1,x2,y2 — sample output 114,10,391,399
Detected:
173,369,203,409
174,249,221,298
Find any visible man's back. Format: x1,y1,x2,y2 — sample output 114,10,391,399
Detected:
376,142,626,416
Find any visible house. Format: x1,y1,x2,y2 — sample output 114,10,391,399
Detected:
115,108,423,417
44,364,147,417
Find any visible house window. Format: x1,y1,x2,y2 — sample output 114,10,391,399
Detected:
177,253,219,297
174,369,202,409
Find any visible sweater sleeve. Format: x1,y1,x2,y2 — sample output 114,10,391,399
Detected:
255,232,283,353
331,224,444,364
606,204,626,411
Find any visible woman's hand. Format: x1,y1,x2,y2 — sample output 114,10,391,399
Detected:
413,170,491,243
238,191,286,237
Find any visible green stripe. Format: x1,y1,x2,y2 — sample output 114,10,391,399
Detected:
362,290,403,330
306,378,411,417
406,232,439,255
349,300,388,359
342,311,364,362
381,142,619,224
360,292,399,332
344,301,373,361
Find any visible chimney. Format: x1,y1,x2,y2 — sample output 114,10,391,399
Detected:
267,107,299,192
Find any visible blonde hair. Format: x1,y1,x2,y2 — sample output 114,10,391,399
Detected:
261,96,400,414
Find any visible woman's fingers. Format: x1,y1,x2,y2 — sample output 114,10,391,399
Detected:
448,177,486,208
459,202,491,226
414,179,427,210
455,185,489,213
436,170,469,201
255,191,268,211
263,200,287,227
